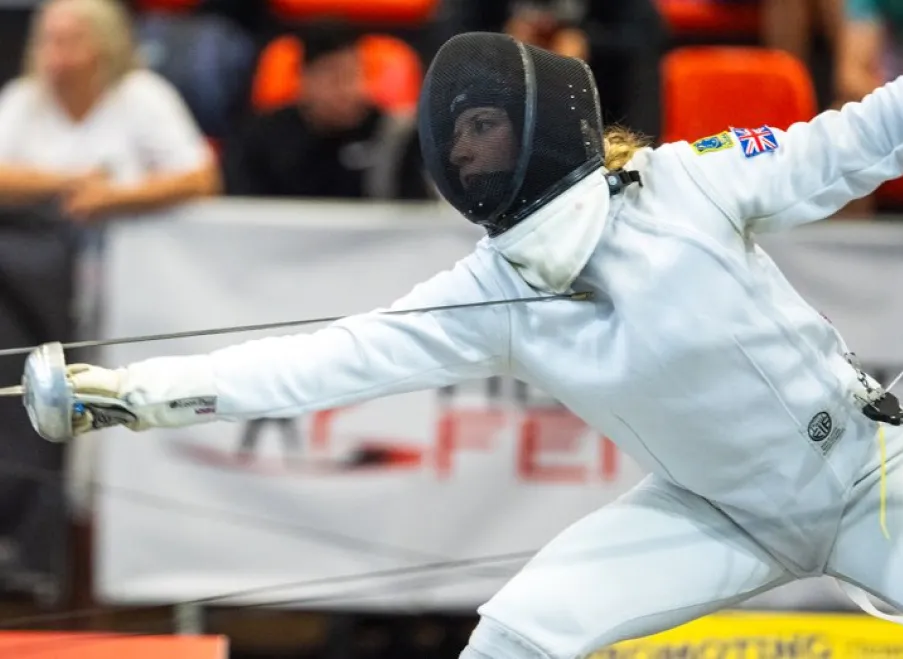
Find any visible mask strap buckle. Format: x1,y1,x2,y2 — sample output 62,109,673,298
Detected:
606,170,643,197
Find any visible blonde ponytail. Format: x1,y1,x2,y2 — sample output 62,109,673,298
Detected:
603,126,651,171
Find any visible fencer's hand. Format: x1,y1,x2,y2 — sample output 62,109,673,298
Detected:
66,364,141,435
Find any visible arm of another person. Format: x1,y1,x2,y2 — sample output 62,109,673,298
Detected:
0,164,73,204
675,74,903,235
108,73,220,213
836,0,885,104
68,252,510,433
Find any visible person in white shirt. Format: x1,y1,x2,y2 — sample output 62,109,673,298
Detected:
0,0,218,223
51,33,903,658
0,0,218,521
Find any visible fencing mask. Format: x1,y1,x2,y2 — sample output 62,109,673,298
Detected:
418,32,604,236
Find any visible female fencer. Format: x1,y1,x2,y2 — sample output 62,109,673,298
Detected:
60,32,903,659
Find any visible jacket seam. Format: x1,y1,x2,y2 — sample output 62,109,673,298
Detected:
673,145,746,237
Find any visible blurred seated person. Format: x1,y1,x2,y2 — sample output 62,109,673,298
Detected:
831,0,903,216
221,23,433,200
0,0,219,225
464,0,666,140
762,0,842,61
836,0,903,103
761,0,843,110
503,0,591,61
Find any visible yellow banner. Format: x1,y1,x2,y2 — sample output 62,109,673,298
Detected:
593,612,903,658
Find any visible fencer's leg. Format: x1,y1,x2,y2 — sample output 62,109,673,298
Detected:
460,475,792,659
827,424,903,612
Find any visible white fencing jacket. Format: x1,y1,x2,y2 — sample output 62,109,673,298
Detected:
121,76,903,576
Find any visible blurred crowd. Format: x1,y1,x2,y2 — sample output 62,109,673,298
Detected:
0,0,898,657
0,0,900,224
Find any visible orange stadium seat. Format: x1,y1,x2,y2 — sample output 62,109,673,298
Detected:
359,34,422,113
268,0,438,24
656,0,761,37
251,35,303,111
251,34,422,114
661,46,817,144
132,0,201,12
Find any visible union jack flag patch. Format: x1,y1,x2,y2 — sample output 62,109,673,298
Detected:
730,126,779,158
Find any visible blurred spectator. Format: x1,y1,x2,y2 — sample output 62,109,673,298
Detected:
135,10,256,140
579,1,667,140
460,0,667,140
763,0,841,60
0,0,219,520
0,0,219,225
835,0,903,103
221,22,432,200
830,0,903,217
503,1,591,61
762,0,843,109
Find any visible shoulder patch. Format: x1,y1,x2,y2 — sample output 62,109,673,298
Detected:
691,131,735,155
730,126,779,158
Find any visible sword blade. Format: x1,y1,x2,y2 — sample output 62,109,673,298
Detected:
0,292,592,359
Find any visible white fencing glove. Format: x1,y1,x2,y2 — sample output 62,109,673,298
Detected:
66,356,219,436
67,364,138,435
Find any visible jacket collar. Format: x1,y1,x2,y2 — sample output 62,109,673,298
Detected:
489,167,613,294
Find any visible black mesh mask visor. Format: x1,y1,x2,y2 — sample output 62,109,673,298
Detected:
418,32,604,236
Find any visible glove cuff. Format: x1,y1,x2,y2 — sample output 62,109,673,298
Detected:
120,355,219,429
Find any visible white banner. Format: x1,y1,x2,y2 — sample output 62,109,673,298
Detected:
95,200,647,610
95,203,903,612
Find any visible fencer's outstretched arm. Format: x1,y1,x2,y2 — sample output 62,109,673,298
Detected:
69,254,510,433
677,75,903,234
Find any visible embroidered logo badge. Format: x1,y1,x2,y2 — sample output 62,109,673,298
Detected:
808,410,843,455
731,126,779,158
692,131,735,155
169,396,217,416
808,411,832,441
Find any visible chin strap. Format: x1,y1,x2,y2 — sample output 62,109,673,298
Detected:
606,169,643,197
